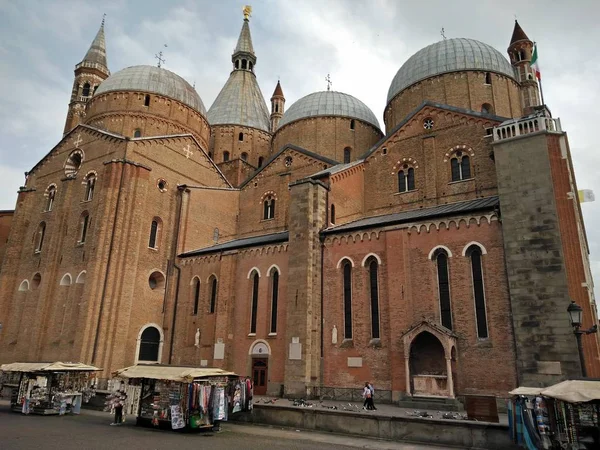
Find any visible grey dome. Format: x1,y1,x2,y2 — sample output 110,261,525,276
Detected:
94,65,206,115
278,91,380,130
387,38,516,104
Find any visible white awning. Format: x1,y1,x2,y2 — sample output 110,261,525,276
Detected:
112,365,237,382
541,380,600,403
509,387,545,396
0,362,101,373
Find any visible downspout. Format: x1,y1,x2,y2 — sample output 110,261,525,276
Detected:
168,185,187,364
91,146,128,364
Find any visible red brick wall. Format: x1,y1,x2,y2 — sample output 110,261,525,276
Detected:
0,211,14,268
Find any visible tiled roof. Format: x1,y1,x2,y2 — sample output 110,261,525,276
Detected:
510,20,530,45
180,231,289,257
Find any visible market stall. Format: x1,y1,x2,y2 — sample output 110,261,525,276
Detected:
111,364,253,431
508,380,600,450
0,362,100,415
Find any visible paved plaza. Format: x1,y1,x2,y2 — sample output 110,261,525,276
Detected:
0,400,458,450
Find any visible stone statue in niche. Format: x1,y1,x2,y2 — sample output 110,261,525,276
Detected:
332,325,338,344
194,328,200,348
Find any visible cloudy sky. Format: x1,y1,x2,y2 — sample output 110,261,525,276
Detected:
1,0,599,299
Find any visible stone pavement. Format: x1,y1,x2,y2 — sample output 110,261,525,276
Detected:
0,400,459,450
254,395,509,426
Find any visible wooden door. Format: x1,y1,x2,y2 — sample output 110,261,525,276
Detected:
252,358,268,395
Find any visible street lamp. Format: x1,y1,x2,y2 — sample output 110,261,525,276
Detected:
567,301,598,377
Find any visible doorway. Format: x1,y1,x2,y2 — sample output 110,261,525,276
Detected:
252,358,268,395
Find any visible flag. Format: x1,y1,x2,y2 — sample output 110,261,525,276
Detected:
531,45,541,80
578,189,595,203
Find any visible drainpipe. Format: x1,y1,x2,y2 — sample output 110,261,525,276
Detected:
92,146,128,364
168,185,187,364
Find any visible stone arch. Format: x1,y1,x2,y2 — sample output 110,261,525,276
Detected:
266,264,281,276
461,241,488,256
75,271,86,284
427,245,453,260
60,273,72,286
247,267,261,279
18,279,29,291
148,270,166,290
361,253,382,267
135,323,164,364
31,273,42,290
248,339,272,356
336,256,355,269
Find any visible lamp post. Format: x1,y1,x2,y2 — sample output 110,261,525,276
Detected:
567,301,598,377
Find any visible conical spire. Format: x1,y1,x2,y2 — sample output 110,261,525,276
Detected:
234,19,255,56
272,80,284,98
78,17,109,75
510,20,530,45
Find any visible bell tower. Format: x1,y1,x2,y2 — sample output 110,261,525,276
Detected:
63,17,110,135
270,80,285,132
507,20,540,116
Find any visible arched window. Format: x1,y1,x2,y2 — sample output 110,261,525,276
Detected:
350,119,355,130
241,152,248,161
144,95,151,107
18,279,29,291
209,276,218,314
434,249,452,330
223,151,230,162
45,185,56,211
32,273,42,289
93,85,98,94
263,196,275,220
330,204,336,225
192,278,200,315
148,218,161,249
34,222,46,253
239,132,244,142
270,268,279,333
242,59,247,70
484,72,492,85
275,104,279,113
343,147,351,164
467,246,489,338
79,212,90,243
518,50,526,61
367,257,380,339
138,326,161,362
342,259,353,339
148,271,165,290
398,167,415,192
248,61,253,71
235,60,240,69
82,82,91,97
481,103,493,115
65,150,83,178
450,152,471,181
258,156,264,167
250,270,259,333
133,129,142,138
84,173,96,201
60,273,72,286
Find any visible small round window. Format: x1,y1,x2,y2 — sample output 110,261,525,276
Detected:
65,150,84,178
149,271,165,290
423,118,434,130
157,179,168,192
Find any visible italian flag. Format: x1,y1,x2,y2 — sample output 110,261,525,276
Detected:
531,45,541,80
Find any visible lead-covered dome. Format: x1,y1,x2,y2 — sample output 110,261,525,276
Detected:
279,91,380,130
95,65,206,114
387,38,516,104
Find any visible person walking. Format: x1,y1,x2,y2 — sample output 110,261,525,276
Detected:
368,382,377,411
362,382,372,410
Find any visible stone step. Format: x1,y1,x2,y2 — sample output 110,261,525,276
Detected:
397,396,464,412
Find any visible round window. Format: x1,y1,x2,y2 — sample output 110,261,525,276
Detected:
423,118,434,130
65,150,84,178
157,179,168,192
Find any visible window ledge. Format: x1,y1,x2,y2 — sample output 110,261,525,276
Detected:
369,338,382,348
394,189,419,196
76,242,85,247
260,218,275,223
148,247,159,252
248,333,256,337
34,250,41,255
81,199,92,204
448,178,474,185
339,338,354,349
42,210,52,213
267,332,277,337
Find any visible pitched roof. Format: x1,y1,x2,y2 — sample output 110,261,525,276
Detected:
510,20,530,46
322,196,499,235
239,144,338,189
180,231,289,257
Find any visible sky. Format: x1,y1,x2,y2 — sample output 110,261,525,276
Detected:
1,0,600,301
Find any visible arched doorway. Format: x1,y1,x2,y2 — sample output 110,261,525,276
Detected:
401,321,457,398
249,341,270,395
136,325,163,363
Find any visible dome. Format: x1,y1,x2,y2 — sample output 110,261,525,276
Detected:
387,38,516,104
94,65,206,115
278,91,380,130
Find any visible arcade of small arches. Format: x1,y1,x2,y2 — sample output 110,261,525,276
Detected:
17,270,87,292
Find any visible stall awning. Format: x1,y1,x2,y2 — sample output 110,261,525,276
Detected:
509,387,545,396
0,362,101,373
541,380,600,403
112,365,237,382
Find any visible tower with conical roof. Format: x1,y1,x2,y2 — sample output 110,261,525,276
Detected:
270,81,285,133
63,17,110,135
507,20,541,116
207,8,271,184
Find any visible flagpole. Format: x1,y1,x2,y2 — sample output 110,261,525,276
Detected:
533,41,545,106
538,77,545,106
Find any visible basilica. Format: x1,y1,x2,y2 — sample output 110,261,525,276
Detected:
0,10,598,402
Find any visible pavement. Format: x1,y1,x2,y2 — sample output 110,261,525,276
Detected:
253,395,509,426
0,399,460,450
